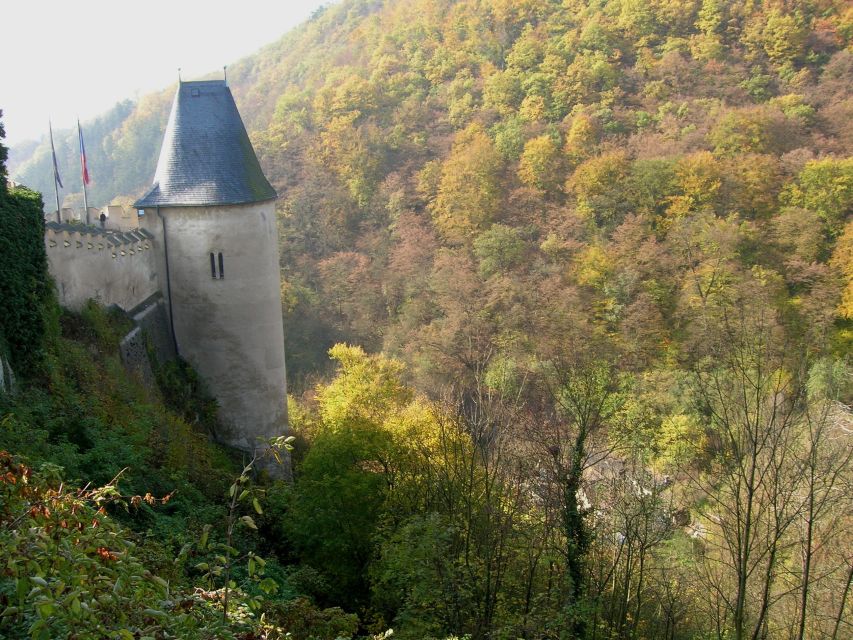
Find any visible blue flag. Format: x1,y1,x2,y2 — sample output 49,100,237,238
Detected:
50,121,63,189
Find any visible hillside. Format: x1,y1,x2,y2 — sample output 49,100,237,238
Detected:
5,1,853,638
11,0,853,381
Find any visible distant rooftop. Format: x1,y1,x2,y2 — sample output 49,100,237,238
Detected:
135,80,276,208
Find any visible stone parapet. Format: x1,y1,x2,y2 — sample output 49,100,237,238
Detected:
44,223,159,312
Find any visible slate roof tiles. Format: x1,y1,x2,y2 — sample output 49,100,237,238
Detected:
135,80,276,208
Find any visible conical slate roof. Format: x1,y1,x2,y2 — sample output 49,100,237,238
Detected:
135,80,276,208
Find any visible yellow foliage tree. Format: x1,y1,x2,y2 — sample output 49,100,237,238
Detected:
830,221,853,319
745,8,809,66
564,112,600,166
567,151,632,227
313,344,472,493
784,158,853,233
431,124,503,242
518,134,563,194
666,151,724,221
318,344,411,429
574,243,613,289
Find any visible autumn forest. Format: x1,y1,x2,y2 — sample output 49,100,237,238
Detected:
3,0,853,638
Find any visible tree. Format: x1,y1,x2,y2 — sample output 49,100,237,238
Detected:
745,9,809,67
483,68,524,116
667,152,724,222
787,359,853,640
491,115,527,161
371,382,529,640
285,346,409,606
724,154,783,219
564,113,600,167
431,125,503,242
784,158,853,234
587,457,677,639
830,220,853,319
521,290,625,638
0,112,7,186
772,207,825,265
708,107,794,156
567,151,632,228
518,134,564,195
532,356,624,639
472,224,527,277
686,274,810,640
318,250,385,347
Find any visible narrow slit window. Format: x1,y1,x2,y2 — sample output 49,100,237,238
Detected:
218,253,224,279
209,252,216,278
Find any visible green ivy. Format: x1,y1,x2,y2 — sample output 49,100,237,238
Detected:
0,119,54,379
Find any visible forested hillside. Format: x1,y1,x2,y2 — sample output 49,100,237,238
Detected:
243,0,853,383
14,0,853,379
5,0,853,638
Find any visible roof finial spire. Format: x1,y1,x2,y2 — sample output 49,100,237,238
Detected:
178,67,182,83
223,65,228,86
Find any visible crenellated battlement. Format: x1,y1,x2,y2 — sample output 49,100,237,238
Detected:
45,222,154,257
45,222,159,312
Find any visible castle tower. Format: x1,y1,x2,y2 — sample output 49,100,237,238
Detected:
135,80,288,467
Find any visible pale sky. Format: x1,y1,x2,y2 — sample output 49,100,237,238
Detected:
0,0,330,146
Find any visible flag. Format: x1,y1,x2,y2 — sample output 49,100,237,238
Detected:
49,120,63,189
77,120,90,186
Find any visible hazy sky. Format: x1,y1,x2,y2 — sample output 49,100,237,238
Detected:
1,0,330,146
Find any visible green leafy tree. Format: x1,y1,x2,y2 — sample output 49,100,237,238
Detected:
784,158,853,234
491,115,527,161
746,8,809,67
567,151,632,228
708,106,792,156
285,345,421,607
473,224,527,277
483,68,524,116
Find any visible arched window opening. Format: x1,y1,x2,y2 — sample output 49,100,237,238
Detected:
209,252,216,279
218,253,225,279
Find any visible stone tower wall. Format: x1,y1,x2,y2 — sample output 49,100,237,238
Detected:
141,201,288,457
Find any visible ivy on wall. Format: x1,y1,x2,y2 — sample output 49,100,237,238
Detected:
0,115,54,378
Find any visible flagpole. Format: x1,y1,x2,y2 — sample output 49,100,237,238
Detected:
54,171,62,223
49,120,62,223
78,119,90,225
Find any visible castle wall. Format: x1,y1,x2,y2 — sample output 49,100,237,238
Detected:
45,223,159,312
118,296,176,389
143,201,288,458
